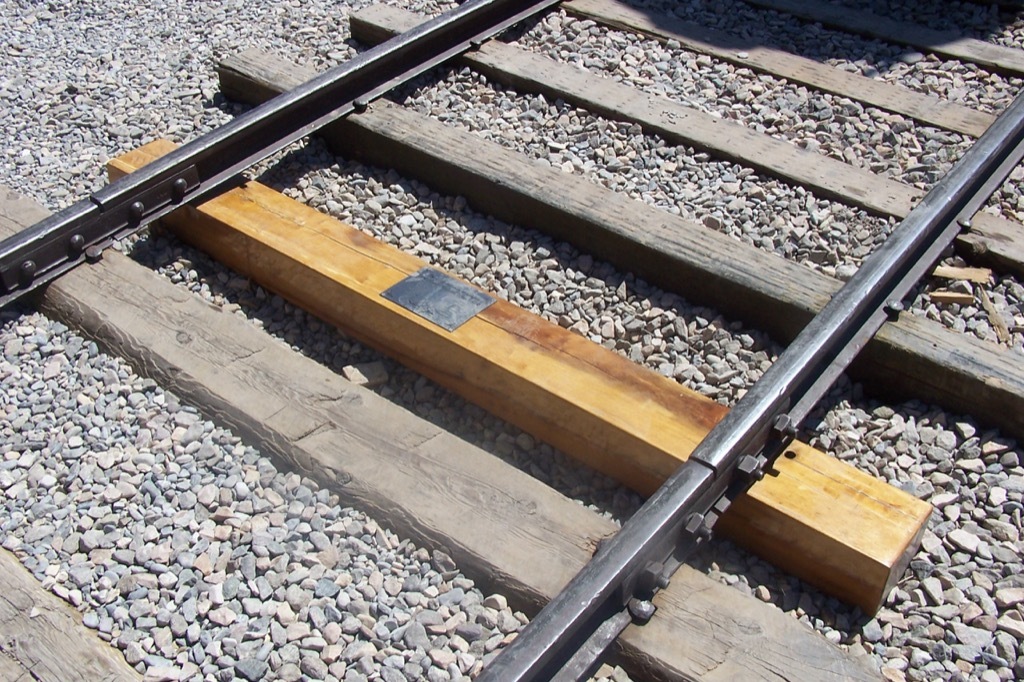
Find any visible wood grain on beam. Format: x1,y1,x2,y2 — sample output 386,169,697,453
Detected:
0,185,881,681
0,548,140,682
564,0,994,137
350,4,1024,278
216,48,1024,440
111,141,929,613
743,0,1024,76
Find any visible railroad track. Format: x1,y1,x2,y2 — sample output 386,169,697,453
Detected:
1,1,1023,681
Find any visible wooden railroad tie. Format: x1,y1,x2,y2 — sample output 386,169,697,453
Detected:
1,185,879,681
744,0,1024,77
217,45,1024,442
111,140,931,613
349,4,1024,280
0,547,142,681
561,0,995,138
0,183,880,675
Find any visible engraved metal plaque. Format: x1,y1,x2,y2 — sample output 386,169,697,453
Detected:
381,268,495,331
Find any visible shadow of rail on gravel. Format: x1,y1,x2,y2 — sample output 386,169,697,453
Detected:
559,0,1024,82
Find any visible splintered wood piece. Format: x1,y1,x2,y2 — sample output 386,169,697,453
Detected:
111,141,931,612
932,265,993,283
930,290,976,305
979,288,1013,344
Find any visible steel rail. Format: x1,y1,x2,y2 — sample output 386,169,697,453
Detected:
478,91,1024,681
0,0,559,308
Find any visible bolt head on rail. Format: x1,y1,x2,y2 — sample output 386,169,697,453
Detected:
171,177,189,201
684,512,713,541
17,260,36,285
884,300,905,321
68,234,85,254
737,454,766,481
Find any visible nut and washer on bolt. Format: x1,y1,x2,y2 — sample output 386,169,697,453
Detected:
684,513,712,540
772,413,796,436
738,454,765,481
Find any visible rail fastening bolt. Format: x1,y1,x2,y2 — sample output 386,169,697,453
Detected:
18,260,36,284
171,177,189,201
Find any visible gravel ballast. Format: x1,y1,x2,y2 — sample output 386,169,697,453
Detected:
2,1,1024,681
0,308,526,682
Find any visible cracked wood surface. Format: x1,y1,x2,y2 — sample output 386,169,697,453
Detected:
217,47,1024,440
110,141,929,615
351,4,1024,280
0,548,140,682
0,186,880,681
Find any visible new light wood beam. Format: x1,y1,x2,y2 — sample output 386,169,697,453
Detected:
216,48,1024,440
111,140,930,613
0,186,881,681
350,4,1024,279
564,0,994,137
743,0,1024,76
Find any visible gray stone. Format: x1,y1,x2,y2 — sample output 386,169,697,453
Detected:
995,587,1024,608
948,529,981,554
343,641,377,662
862,619,884,643
234,658,268,682
277,663,302,682
404,622,431,650
997,615,1024,639
315,578,340,599
301,656,329,680
953,622,993,650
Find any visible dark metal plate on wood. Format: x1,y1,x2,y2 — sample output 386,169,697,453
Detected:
382,267,494,331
